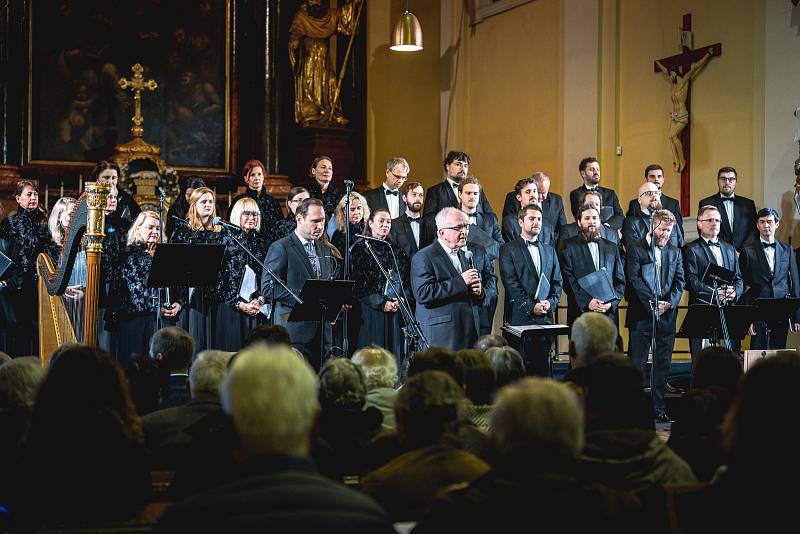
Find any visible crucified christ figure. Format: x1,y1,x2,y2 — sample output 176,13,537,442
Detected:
656,51,712,172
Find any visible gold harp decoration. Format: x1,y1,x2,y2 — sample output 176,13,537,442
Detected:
37,182,109,365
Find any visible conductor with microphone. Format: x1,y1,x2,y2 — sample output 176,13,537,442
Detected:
411,207,496,350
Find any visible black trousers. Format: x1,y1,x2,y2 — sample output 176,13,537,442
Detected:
750,320,790,350
628,319,675,415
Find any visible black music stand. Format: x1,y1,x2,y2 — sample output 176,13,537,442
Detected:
502,323,570,377
147,243,226,332
753,297,800,348
288,279,355,361
677,304,756,347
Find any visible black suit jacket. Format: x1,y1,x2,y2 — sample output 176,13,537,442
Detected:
422,181,495,221
682,237,744,306
697,193,757,250
389,214,422,261
621,209,681,251
503,193,568,237
739,240,800,323
569,185,625,230
499,238,563,325
627,193,683,245
410,241,496,350
262,233,337,346
559,236,626,325
362,186,406,217
624,239,685,328
501,215,555,246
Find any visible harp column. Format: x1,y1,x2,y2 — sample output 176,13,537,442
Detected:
83,182,109,347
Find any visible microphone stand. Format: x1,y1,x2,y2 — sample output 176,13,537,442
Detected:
648,217,661,412
154,187,166,332
341,180,354,354
362,237,429,357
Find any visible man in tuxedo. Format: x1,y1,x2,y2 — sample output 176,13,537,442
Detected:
568,157,624,230
500,173,566,240
622,182,681,251
411,207,496,350
390,181,424,261
682,205,744,359
626,164,684,246
262,198,340,371
422,151,495,221
501,177,555,245
625,209,685,423
499,204,563,376
557,190,619,252
559,205,626,328
739,208,800,349
697,166,757,250
362,157,408,219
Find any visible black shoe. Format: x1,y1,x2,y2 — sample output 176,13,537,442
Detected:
665,383,683,395
655,412,674,424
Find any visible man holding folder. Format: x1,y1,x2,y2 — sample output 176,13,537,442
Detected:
499,204,563,375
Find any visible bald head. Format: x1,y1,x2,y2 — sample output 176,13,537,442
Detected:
637,181,662,213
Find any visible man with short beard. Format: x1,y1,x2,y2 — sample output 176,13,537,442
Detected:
625,209,685,423
501,177,554,245
568,157,624,230
390,181,424,262
626,164,684,246
422,151,495,221
559,205,626,327
622,182,681,251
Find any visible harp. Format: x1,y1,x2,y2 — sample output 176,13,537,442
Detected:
37,183,110,365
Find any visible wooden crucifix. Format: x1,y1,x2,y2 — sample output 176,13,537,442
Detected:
654,14,721,216
118,63,158,140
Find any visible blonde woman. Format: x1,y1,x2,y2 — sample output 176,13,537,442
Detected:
45,197,77,265
331,191,369,255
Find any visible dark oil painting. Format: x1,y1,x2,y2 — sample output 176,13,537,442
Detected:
28,0,230,170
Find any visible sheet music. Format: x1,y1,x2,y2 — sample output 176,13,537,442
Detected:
239,265,258,301
535,273,550,302
504,324,569,336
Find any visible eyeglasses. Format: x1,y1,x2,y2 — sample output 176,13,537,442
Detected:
241,211,259,218
288,198,306,204
718,177,737,182
389,171,408,181
699,218,721,223
640,190,662,197
442,224,470,232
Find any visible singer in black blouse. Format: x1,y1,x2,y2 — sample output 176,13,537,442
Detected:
351,208,410,363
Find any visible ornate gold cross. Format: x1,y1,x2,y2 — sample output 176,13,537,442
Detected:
118,63,158,139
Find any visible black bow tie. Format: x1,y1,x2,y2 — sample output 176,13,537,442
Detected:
706,240,721,247
721,196,734,202
451,182,459,189
525,240,539,248
385,189,399,196
408,217,420,224
761,241,775,249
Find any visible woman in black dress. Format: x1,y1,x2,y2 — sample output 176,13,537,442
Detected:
90,160,141,222
268,186,309,245
0,180,49,356
232,159,282,238
351,208,410,363
306,156,342,223
331,191,368,255
44,197,77,265
113,211,181,367
215,197,268,351
166,176,206,239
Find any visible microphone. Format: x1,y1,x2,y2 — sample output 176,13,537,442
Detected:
171,215,188,225
344,180,354,190
212,216,239,230
157,185,166,197
464,249,475,270
355,233,385,243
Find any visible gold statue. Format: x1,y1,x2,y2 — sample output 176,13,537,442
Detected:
288,0,362,126
656,51,712,173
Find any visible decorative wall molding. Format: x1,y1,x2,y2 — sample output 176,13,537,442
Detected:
471,0,536,25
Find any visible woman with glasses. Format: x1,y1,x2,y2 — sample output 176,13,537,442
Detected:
268,186,309,245
351,208,410,363
331,191,369,255
215,197,269,351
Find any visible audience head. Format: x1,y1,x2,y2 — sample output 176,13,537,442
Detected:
242,159,266,192
385,157,409,190
310,156,334,189
351,346,398,391
0,357,45,412
443,151,470,182
241,324,291,350
401,181,424,214
578,157,601,186
89,160,121,186
408,346,465,388
149,326,195,372
0,351,11,365
286,186,310,215
456,349,496,406
295,198,326,241
223,344,319,456
644,164,665,189
568,312,617,367
722,352,800,476
435,207,469,251
486,346,525,389
319,357,367,413
691,346,743,403
395,370,465,448
697,205,721,239
717,166,737,195
189,350,233,399
187,186,220,231
127,210,161,246
230,197,261,233
15,179,39,212
491,377,584,459
335,191,368,232
576,353,651,431
514,177,538,208
48,197,77,247
474,334,508,352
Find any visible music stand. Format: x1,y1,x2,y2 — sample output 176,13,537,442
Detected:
677,304,756,347
147,243,226,332
753,297,800,348
288,279,355,361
